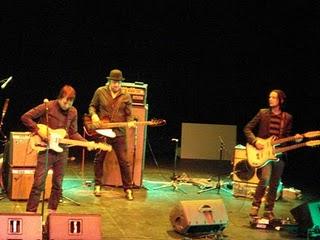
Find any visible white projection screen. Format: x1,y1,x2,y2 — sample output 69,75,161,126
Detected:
181,123,237,160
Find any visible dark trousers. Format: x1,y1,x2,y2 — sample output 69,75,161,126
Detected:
94,135,132,191
26,150,67,212
252,159,285,211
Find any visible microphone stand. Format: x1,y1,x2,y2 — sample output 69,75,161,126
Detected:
0,99,9,199
41,100,50,220
198,136,232,194
153,138,187,194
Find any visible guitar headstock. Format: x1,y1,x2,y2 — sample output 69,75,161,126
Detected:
306,140,320,147
150,119,166,127
303,131,320,138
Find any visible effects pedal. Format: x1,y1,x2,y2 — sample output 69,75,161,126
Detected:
250,216,298,231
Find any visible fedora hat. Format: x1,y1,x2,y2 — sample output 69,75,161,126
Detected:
106,69,125,81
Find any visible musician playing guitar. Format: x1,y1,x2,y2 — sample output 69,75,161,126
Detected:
88,69,136,200
21,85,97,214
243,89,303,220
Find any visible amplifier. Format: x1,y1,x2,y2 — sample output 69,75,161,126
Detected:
122,82,148,105
233,181,283,200
7,168,53,200
233,181,258,198
9,131,37,167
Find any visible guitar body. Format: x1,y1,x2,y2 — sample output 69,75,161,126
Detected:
246,137,279,168
31,124,112,153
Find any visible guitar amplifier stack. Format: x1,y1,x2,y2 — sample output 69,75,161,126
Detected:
4,132,52,200
102,82,149,187
232,145,260,198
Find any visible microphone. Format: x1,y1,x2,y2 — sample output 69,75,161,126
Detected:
43,98,49,110
1,98,10,119
1,76,13,89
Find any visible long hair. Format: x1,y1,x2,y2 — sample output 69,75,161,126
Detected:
271,89,287,109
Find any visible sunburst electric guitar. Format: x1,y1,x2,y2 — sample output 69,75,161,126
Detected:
246,131,320,168
30,124,112,153
83,114,166,137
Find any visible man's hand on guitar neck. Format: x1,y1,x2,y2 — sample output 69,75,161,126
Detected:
294,133,303,143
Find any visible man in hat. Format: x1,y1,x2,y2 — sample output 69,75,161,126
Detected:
88,69,136,200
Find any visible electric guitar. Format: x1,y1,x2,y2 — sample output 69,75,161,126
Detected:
83,114,166,137
30,124,112,153
246,131,320,168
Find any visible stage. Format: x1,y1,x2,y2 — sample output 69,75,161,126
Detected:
0,156,319,240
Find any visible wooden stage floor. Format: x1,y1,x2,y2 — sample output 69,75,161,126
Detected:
0,157,319,240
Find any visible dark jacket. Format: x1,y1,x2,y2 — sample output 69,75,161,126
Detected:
243,108,292,145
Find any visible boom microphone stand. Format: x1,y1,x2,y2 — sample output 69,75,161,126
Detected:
153,138,187,194
198,136,231,194
41,99,50,219
0,99,9,200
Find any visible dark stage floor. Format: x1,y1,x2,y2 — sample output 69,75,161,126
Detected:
0,156,319,240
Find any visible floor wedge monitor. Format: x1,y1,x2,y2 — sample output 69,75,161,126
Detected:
170,199,228,236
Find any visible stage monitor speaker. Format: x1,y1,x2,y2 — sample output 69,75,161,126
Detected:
9,131,37,167
170,199,228,236
7,167,52,200
232,145,260,184
0,213,42,239
102,104,148,187
47,213,102,240
290,200,320,237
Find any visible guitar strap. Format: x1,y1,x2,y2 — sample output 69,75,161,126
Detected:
279,112,286,138
110,94,125,122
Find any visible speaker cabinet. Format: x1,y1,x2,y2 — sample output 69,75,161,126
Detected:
7,168,52,200
102,104,148,187
170,199,228,236
9,132,37,167
232,145,260,184
47,213,102,240
290,200,320,237
0,213,42,239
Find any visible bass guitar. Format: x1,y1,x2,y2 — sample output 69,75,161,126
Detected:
30,124,112,153
83,114,166,137
246,131,320,168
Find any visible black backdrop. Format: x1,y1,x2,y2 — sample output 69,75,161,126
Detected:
1,1,320,189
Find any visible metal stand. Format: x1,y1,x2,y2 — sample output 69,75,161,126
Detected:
198,136,231,194
153,138,187,194
0,99,9,200
60,194,81,206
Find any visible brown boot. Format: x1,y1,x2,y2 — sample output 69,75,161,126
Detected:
249,206,259,217
94,185,101,197
263,211,275,220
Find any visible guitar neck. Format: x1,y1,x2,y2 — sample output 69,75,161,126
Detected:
99,121,152,128
275,142,307,154
59,138,90,147
272,136,298,145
